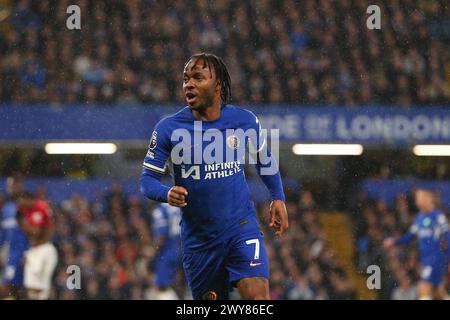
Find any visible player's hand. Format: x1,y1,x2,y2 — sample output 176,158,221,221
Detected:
383,237,395,250
269,200,288,237
167,186,188,207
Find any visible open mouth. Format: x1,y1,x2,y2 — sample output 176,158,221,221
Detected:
186,92,197,104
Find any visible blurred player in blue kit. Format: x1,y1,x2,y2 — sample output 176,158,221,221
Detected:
141,53,288,300
0,178,29,299
384,188,450,300
149,203,182,300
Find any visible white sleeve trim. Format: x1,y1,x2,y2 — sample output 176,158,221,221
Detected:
143,162,166,174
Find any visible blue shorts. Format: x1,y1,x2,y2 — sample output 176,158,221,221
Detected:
1,263,23,287
421,262,446,287
182,231,269,300
154,250,182,288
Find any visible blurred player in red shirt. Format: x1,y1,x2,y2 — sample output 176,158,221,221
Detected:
18,192,58,300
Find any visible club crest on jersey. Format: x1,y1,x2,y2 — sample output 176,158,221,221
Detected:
149,130,158,150
226,135,240,149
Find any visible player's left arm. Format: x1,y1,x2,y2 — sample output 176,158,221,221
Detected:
257,156,288,237
248,113,288,237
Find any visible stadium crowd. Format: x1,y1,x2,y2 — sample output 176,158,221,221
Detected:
353,190,450,300
1,0,449,107
261,189,356,300
0,179,355,300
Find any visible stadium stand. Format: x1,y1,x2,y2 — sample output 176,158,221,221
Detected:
0,0,449,106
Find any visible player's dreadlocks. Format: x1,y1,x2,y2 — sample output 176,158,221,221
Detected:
185,53,232,103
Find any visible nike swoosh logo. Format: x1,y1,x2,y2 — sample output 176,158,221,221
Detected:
249,262,262,267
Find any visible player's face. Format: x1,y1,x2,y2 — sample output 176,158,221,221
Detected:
183,59,220,110
23,221,43,239
21,219,33,235
415,190,434,212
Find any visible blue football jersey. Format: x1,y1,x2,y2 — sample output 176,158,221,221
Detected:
152,203,181,253
1,200,29,286
2,227,29,286
1,201,19,247
142,104,275,252
396,209,450,263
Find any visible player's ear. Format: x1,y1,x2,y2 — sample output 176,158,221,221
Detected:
215,80,221,92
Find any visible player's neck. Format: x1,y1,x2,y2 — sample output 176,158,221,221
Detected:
420,206,435,213
30,238,47,247
192,102,222,121
30,231,51,247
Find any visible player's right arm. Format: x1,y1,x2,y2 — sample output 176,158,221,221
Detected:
140,120,188,207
